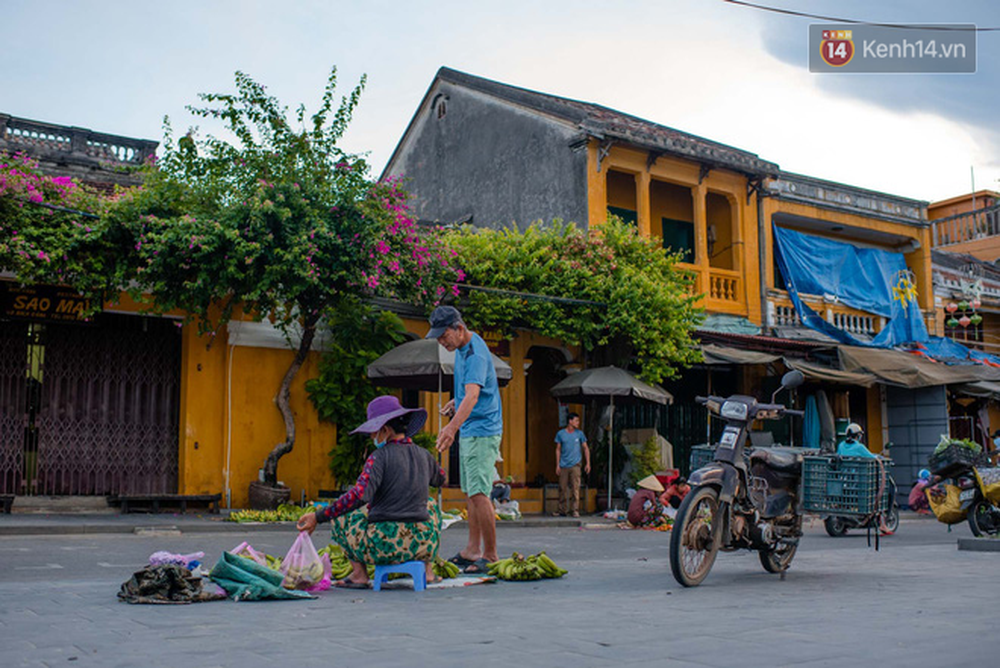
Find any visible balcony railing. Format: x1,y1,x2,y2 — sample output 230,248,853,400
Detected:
706,267,745,315
0,114,157,167
933,203,1000,248
770,291,937,339
770,292,882,338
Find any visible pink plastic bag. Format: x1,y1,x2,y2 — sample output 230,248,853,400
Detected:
280,532,331,592
229,541,268,568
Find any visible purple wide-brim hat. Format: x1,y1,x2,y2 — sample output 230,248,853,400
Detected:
350,395,427,438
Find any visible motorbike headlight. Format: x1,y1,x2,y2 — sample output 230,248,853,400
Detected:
720,401,748,421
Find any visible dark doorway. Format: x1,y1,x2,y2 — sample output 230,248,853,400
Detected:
0,313,181,495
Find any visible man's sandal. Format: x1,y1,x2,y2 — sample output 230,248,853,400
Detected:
447,553,476,568
463,558,490,574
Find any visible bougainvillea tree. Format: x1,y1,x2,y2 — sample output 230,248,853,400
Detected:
0,153,110,298
104,68,460,492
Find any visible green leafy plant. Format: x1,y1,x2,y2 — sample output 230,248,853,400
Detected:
443,217,703,383
629,435,664,487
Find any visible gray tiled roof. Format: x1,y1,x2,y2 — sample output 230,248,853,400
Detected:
437,67,779,178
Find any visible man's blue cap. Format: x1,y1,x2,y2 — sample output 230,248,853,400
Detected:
426,305,463,339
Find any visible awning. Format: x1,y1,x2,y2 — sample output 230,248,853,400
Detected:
783,357,879,388
839,345,1000,388
953,381,1000,399
701,344,780,366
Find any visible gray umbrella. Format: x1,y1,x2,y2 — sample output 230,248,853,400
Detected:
367,339,512,391
550,366,673,509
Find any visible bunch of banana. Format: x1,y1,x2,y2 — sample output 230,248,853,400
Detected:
228,509,281,523
320,545,354,581
488,551,567,581
227,504,321,523
264,553,283,571
432,557,461,579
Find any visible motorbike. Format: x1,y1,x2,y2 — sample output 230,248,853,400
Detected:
669,370,805,587
954,470,1000,537
824,476,900,536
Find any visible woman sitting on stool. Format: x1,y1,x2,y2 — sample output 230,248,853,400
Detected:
297,396,446,589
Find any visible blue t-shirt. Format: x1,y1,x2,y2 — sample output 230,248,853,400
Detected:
555,428,587,468
837,440,877,459
453,332,503,437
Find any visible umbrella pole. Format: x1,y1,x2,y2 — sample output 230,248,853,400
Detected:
437,370,443,511
706,370,712,443
608,396,614,511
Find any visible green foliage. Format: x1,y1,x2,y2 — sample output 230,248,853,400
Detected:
305,303,408,486
97,67,460,484
630,436,664,487
307,303,408,427
443,217,703,383
0,153,116,304
104,67,460,337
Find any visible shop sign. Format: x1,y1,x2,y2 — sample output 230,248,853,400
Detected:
0,283,92,323
481,329,510,357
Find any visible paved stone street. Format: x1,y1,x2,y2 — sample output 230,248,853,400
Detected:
0,515,995,668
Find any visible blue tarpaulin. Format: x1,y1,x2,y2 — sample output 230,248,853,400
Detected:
772,225,929,348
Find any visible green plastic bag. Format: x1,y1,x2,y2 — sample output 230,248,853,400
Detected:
209,551,315,602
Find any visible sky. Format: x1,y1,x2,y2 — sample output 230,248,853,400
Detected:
1,0,997,203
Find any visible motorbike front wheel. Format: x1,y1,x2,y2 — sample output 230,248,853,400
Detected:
968,498,1000,537
669,485,721,587
824,516,849,537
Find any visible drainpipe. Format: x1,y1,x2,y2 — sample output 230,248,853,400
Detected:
756,180,770,334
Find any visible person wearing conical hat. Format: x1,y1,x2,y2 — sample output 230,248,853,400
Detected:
627,475,666,527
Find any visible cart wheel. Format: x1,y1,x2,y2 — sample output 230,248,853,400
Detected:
824,516,848,537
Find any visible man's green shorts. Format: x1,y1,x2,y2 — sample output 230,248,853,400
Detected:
459,434,502,497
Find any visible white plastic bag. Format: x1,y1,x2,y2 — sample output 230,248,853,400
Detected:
495,499,521,520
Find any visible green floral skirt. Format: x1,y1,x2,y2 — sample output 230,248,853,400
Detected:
329,498,441,565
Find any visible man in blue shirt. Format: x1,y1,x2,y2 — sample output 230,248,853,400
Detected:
429,306,502,573
554,412,590,517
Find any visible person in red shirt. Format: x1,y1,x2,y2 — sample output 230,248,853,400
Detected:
659,476,691,509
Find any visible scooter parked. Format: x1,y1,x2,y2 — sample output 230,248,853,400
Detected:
669,370,806,587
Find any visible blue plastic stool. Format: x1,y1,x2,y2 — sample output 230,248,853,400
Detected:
372,561,427,592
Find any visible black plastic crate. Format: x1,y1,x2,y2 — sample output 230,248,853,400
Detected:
802,455,892,515
929,443,987,478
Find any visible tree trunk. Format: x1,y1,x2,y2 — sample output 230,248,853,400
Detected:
262,316,319,486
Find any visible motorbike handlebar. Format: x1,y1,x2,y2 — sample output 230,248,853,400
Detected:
695,395,725,406
784,409,805,417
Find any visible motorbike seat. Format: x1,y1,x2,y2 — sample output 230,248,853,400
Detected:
750,448,802,474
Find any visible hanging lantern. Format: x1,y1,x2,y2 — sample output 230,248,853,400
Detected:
971,299,982,310
958,301,970,311
947,317,960,328
946,302,959,313
970,313,983,325
959,315,972,327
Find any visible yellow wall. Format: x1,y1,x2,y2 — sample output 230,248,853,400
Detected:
587,140,760,324
176,318,337,508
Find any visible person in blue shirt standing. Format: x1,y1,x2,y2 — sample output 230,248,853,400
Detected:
429,306,503,574
554,412,590,517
